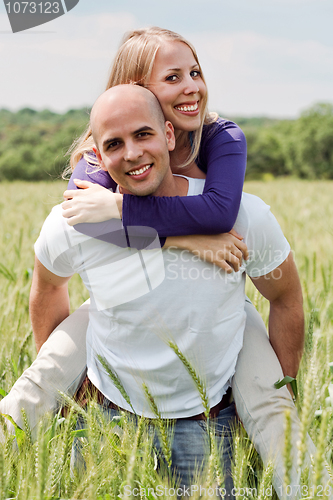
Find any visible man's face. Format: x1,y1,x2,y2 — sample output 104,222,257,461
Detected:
94,95,175,197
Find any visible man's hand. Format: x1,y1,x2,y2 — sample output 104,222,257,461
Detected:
30,257,71,352
165,231,249,273
251,251,304,381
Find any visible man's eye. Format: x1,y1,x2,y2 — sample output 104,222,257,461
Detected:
138,132,150,138
108,141,120,149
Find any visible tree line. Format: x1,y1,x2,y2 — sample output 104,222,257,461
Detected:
0,102,332,181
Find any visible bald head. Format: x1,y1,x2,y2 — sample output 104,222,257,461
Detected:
88,83,176,197
91,85,166,150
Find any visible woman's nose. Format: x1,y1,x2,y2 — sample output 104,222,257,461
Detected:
183,76,199,95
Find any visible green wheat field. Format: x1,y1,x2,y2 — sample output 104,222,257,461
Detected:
0,179,332,499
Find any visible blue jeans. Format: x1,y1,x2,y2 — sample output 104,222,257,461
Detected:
72,400,236,499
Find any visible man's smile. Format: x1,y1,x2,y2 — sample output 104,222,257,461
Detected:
127,164,153,178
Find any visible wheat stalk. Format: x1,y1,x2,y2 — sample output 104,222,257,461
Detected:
35,423,47,500
283,409,293,491
97,354,136,415
313,409,329,489
168,341,210,417
142,382,172,474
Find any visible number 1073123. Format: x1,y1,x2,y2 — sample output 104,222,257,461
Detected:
5,2,60,14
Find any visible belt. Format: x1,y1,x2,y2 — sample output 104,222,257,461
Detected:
87,378,232,421
182,387,233,420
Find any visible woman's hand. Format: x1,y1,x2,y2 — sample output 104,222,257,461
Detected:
62,179,123,225
164,230,249,273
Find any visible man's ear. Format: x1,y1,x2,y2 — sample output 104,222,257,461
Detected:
93,146,107,171
165,121,176,152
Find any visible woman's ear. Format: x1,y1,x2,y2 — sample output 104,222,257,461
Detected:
93,146,107,171
165,121,176,152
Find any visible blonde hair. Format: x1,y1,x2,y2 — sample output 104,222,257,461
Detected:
68,27,217,172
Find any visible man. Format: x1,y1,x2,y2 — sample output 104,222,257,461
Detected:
1,85,324,497
30,85,300,488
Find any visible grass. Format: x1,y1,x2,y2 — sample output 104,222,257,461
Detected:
0,178,332,498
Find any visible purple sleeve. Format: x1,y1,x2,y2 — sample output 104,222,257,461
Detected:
68,119,246,239
68,156,117,191
68,157,162,249
122,119,246,236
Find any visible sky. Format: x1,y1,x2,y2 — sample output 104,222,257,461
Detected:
0,0,332,118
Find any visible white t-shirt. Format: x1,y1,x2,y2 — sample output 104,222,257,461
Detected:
35,178,290,418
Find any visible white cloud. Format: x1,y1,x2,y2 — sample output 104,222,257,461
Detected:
1,12,137,59
266,0,329,3
189,31,333,116
0,12,138,111
1,14,333,117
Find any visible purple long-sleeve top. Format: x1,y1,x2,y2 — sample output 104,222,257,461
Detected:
68,118,246,242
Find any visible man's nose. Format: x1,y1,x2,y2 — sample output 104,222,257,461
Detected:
123,142,143,162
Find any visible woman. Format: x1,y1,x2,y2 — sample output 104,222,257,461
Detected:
1,27,328,497
63,27,246,255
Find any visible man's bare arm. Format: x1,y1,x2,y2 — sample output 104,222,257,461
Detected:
29,256,72,352
251,251,304,379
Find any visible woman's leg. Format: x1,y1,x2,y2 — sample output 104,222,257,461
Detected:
232,300,332,499
0,301,89,439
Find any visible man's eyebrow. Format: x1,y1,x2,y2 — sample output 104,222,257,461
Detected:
134,126,155,134
101,126,155,148
102,137,120,148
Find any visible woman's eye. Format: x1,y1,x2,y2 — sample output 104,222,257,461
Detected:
191,70,200,78
166,74,178,82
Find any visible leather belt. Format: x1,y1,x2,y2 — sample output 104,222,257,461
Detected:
182,387,233,420
88,379,232,421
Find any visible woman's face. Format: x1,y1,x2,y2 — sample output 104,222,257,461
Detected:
148,41,207,136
